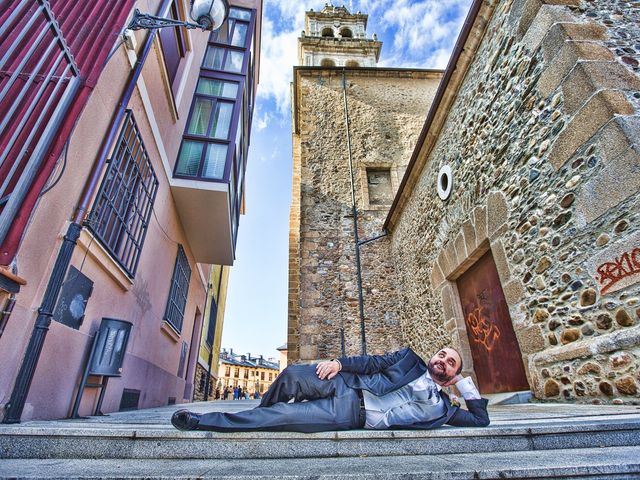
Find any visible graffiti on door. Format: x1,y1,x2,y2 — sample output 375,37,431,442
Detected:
464,289,501,351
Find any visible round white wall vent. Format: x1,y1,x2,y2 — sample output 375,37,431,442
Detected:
437,165,453,201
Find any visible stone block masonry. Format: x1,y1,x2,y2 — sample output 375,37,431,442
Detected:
388,0,640,403
288,69,442,362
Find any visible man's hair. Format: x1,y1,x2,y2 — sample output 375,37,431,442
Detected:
451,347,463,375
456,357,463,376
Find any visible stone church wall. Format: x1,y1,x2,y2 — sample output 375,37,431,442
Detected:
389,0,640,403
289,70,441,362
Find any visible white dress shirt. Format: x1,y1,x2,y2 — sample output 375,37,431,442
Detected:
362,371,481,429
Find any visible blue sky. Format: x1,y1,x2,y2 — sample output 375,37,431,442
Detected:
221,0,472,360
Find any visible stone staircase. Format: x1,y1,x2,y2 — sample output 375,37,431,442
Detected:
1,400,640,479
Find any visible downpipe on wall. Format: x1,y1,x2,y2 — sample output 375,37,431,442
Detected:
341,68,391,356
341,68,368,356
2,26,160,424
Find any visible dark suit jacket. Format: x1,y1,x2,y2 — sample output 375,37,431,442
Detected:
338,347,490,429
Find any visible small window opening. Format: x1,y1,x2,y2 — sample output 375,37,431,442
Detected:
367,168,393,205
340,27,353,38
320,58,336,67
345,60,359,67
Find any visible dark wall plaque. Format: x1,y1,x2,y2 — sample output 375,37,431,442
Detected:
53,266,93,329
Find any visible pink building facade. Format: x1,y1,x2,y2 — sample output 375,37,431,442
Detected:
0,0,262,421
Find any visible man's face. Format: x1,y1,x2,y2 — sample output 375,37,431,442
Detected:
427,348,461,384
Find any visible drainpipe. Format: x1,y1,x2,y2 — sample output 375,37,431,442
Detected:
341,68,367,356
2,27,159,424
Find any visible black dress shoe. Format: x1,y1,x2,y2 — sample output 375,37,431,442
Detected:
171,409,201,430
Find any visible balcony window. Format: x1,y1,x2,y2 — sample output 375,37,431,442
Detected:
203,47,243,73
175,141,228,180
197,78,238,98
230,8,251,21
88,111,159,277
186,99,233,139
163,245,191,333
231,23,247,47
169,7,255,264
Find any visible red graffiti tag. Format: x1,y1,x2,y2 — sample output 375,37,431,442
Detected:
465,307,501,352
596,248,640,294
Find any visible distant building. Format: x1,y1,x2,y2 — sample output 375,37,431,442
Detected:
276,343,288,373
216,348,279,397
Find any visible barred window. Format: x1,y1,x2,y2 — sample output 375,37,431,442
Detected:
89,111,159,277
164,245,191,332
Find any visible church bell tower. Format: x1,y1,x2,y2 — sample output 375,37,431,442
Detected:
298,4,382,67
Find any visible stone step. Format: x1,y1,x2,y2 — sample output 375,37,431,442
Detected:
1,411,639,460
1,446,639,479
2,402,640,461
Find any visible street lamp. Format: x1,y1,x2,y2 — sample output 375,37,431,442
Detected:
128,0,229,32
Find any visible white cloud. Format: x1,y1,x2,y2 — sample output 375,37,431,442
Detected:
256,109,271,131
256,0,326,115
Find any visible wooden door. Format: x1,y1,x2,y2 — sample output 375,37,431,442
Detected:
456,250,529,393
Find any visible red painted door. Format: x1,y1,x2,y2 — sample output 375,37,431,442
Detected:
456,250,529,393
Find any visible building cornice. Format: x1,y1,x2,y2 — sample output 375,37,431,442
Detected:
299,37,382,61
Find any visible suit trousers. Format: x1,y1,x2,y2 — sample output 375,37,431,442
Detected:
197,365,363,432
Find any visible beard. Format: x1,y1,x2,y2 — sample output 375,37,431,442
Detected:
427,359,454,384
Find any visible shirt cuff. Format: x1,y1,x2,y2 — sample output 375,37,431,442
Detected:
332,359,342,371
455,376,481,400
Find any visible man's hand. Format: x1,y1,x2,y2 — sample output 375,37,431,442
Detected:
442,373,463,388
316,360,341,380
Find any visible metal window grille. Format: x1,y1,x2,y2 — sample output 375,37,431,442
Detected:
164,245,191,332
88,110,159,277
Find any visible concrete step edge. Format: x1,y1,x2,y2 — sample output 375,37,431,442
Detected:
0,445,639,479
2,416,639,439
1,424,639,460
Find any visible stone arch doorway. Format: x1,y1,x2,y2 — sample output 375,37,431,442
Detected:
431,191,533,394
456,249,529,393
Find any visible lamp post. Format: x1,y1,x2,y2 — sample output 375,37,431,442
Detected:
128,0,229,32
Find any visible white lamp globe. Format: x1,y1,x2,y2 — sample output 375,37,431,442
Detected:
190,0,229,31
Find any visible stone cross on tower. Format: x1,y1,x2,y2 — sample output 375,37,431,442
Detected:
298,4,382,67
